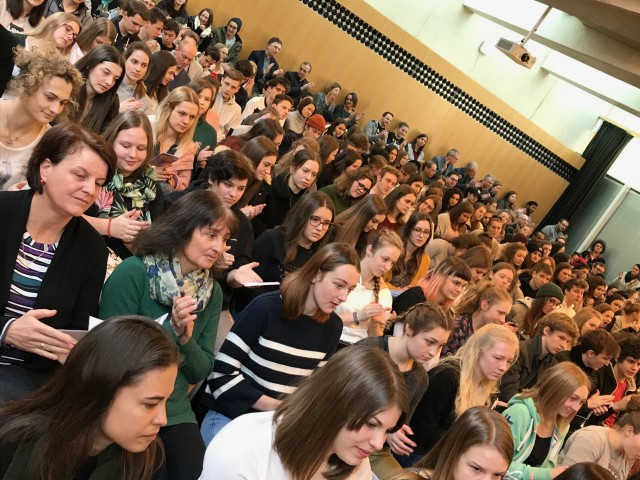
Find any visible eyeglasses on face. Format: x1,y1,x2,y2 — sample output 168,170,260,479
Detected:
412,227,431,236
355,179,370,193
62,23,79,40
309,216,332,230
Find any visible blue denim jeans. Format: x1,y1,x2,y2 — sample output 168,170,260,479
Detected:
0,364,49,407
200,410,233,446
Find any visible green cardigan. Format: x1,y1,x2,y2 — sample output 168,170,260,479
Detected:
319,183,353,215
100,256,222,426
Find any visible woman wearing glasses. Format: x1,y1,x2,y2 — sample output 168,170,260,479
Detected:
335,229,403,344
386,212,433,290
233,192,335,313
320,167,374,215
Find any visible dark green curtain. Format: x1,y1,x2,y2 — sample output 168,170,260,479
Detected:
541,121,632,227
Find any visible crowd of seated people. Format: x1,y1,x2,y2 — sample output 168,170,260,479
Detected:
2,2,640,479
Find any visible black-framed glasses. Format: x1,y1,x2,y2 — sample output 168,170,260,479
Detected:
309,216,332,230
62,23,79,41
355,179,370,193
412,227,430,236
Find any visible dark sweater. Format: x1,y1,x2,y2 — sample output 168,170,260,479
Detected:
392,286,426,315
409,361,461,455
0,191,107,373
253,172,306,237
202,291,342,419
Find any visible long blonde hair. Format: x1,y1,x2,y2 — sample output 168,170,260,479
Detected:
443,324,519,416
30,12,81,56
154,86,199,157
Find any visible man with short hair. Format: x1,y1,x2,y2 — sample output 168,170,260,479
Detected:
212,69,243,139
248,37,283,94
590,261,606,278
111,0,149,52
386,121,409,149
158,18,180,51
444,172,459,189
241,77,288,119
519,262,553,299
479,174,495,200
168,35,198,90
541,218,569,243
137,7,164,51
232,59,255,110
499,313,579,403
363,112,393,143
515,201,538,225
369,166,400,198
422,160,437,181
557,278,589,318
187,44,220,80
432,149,459,177
454,161,477,190
203,17,243,69
284,62,314,101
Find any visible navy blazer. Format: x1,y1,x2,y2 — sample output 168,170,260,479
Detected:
248,49,279,90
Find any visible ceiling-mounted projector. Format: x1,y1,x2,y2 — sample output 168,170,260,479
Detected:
496,38,536,69
494,5,552,70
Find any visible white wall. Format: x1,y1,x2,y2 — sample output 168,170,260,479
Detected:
364,0,636,153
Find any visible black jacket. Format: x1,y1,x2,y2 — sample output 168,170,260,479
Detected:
252,173,306,238
499,335,557,402
0,191,107,373
556,346,599,430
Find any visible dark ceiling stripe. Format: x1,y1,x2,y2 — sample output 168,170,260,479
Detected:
301,0,579,181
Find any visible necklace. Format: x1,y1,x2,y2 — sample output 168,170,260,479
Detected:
17,233,58,270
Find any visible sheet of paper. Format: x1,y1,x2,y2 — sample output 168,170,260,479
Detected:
243,282,280,287
59,329,89,341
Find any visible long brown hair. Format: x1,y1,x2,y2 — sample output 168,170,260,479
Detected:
280,242,359,323
327,194,386,246
274,346,408,480
0,316,179,480
103,111,154,182
414,407,514,480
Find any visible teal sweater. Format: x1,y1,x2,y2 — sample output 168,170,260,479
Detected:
502,396,569,480
99,256,222,426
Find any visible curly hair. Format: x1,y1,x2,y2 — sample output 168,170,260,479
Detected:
8,47,82,116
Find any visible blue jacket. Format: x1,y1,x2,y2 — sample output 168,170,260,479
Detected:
503,396,568,480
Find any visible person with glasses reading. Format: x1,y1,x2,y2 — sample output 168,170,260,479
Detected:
386,212,433,290
335,229,403,344
320,167,374,215
232,192,335,313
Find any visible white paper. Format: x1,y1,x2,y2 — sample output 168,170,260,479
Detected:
243,282,280,287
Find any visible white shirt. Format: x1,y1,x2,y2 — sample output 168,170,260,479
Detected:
200,411,372,479
335,279,393,344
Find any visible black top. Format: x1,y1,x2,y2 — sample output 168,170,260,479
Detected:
252,172,307,237
392,286,426,315
111,16,140,52
524,434,552,467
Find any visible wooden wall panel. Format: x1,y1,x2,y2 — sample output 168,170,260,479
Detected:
188,0,585,223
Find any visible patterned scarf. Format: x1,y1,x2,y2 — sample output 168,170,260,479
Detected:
142,253,214,312
95,169,157,222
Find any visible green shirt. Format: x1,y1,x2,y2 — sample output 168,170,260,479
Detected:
100,256,222,426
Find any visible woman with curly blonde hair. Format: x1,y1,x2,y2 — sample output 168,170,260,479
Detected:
0,47,81,191
401,324,519,466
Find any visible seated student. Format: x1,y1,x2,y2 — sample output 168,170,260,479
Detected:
187,77,219,172
257,148,321,233
403,324,519,466
519,262,554,299
612,263,640,292
135,7,164,52
0,317,178,479
585,275,608,307
211,69,243,139
612,300,640,332
234,191,334,313
386,212,432,289
595,302,615,329
241,77,287,119
560,396,640,480
396,407,514,480
552,262,573,287
313,81,340,120
512,282,565,340
144,50,177,114
152,86,200,192
117,41,154,114
435,201,474,241
324,193,387,253
442,281,513,356
319,166,374,215
499,313,579,404
335,229,403,344
158,17,179,51
270,137,319,177
201,346,408,479
379,185,417,233
69,17,116,63
286,97,315,133
236,136,278,218
100,190,235,480
502,362,590,480
84,111,164,262
69,45,124,134
458,245,493,284
556,329,619,431
393,257,471,317
6,12,80,62
315,149,362,189
597,333,640,427
488,262,517,291
357,303,453,479
219,117,284,152
556,278,589,318
0,123,113,406
574,307,604,339
424,233,481,272
368,165,400,198
199,243,360,444
0,48,81,191
278,113,325,155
